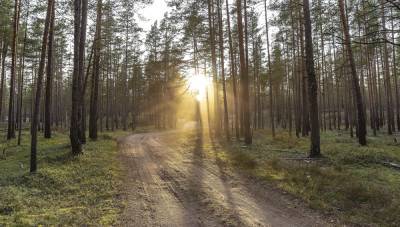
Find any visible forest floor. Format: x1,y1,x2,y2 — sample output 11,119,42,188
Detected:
118,128,400,227
1,126,399,226
118,130,328,227
0,130,128,226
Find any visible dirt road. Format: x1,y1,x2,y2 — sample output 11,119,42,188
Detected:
118,131,330,227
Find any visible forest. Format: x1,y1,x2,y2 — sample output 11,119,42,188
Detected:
0,0,400,226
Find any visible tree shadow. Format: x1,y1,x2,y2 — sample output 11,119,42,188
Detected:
209,136,242,223
189,101,205,188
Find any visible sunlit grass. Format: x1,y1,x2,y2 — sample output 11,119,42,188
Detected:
166,128,400,227
0,130,124,226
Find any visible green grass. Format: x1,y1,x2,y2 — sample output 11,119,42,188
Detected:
170,129,400,227
0,130,124,226
3,127,399,226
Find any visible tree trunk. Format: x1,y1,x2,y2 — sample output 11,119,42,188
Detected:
303,0,321,157
0,41,8,121
390,8,400,131
264,0,275,137
207,0,219,134
236,0,252,144
31,0,54,172
381,0,394,134
89,0,102,140
217,0,229,141
299,7,309,137
225,0,240,140
338,0,367,145
8,0,20,140
79,0,88,144
70,0,83,154
44,1,55,139
17,7,29,145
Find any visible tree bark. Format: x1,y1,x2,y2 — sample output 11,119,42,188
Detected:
264,0,275,137
338,0,367,145
0,41,8,121
381,0,394,134
44,0,55,139
17,6,29,145
31,0,54,172
79,0,88,144
7,0,20,140
89,0,102,140
207,0,220,134
70,0,83,154
236,0,252,144
216,0,230,141
303,0,321,157
225,0,240,140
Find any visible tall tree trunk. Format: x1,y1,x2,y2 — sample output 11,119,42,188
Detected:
381,0,394,134
31,0,54,172
338,0,367,145
303,0,320,157
8,0,20,140
236,0,252,144
0,41,8,121
44,1,55,139
225,0,240,140
264,0,275,137
70,0,83,154
207,0,219,134
217,0,230,141
17,7,29,145
390,8,400,131
89,0,102,140
79,0,88,144
299,7,309,137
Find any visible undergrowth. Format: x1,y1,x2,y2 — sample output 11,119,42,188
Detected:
171,129,400,227
0,131,124,226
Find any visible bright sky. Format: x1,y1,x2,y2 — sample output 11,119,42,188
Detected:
136,0,277,57
138,0,169,33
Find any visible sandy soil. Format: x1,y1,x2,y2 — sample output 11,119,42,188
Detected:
117,131,331,227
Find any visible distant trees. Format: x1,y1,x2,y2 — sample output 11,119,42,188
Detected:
2,0,400,173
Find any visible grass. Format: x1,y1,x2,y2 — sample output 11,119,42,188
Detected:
169,129,400,227
2,126,399,226
0,130,124,226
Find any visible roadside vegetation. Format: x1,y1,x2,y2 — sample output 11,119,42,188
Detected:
0,130,124,226
168,129,400,227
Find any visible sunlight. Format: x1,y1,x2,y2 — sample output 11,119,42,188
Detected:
187,74,210,102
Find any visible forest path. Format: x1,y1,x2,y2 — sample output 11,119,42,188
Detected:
117,130,329,227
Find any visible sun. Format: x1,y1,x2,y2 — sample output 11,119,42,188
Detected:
187,75,210,101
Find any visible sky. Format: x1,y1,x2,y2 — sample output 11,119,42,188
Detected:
136,0,277,50
138,0,169,33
